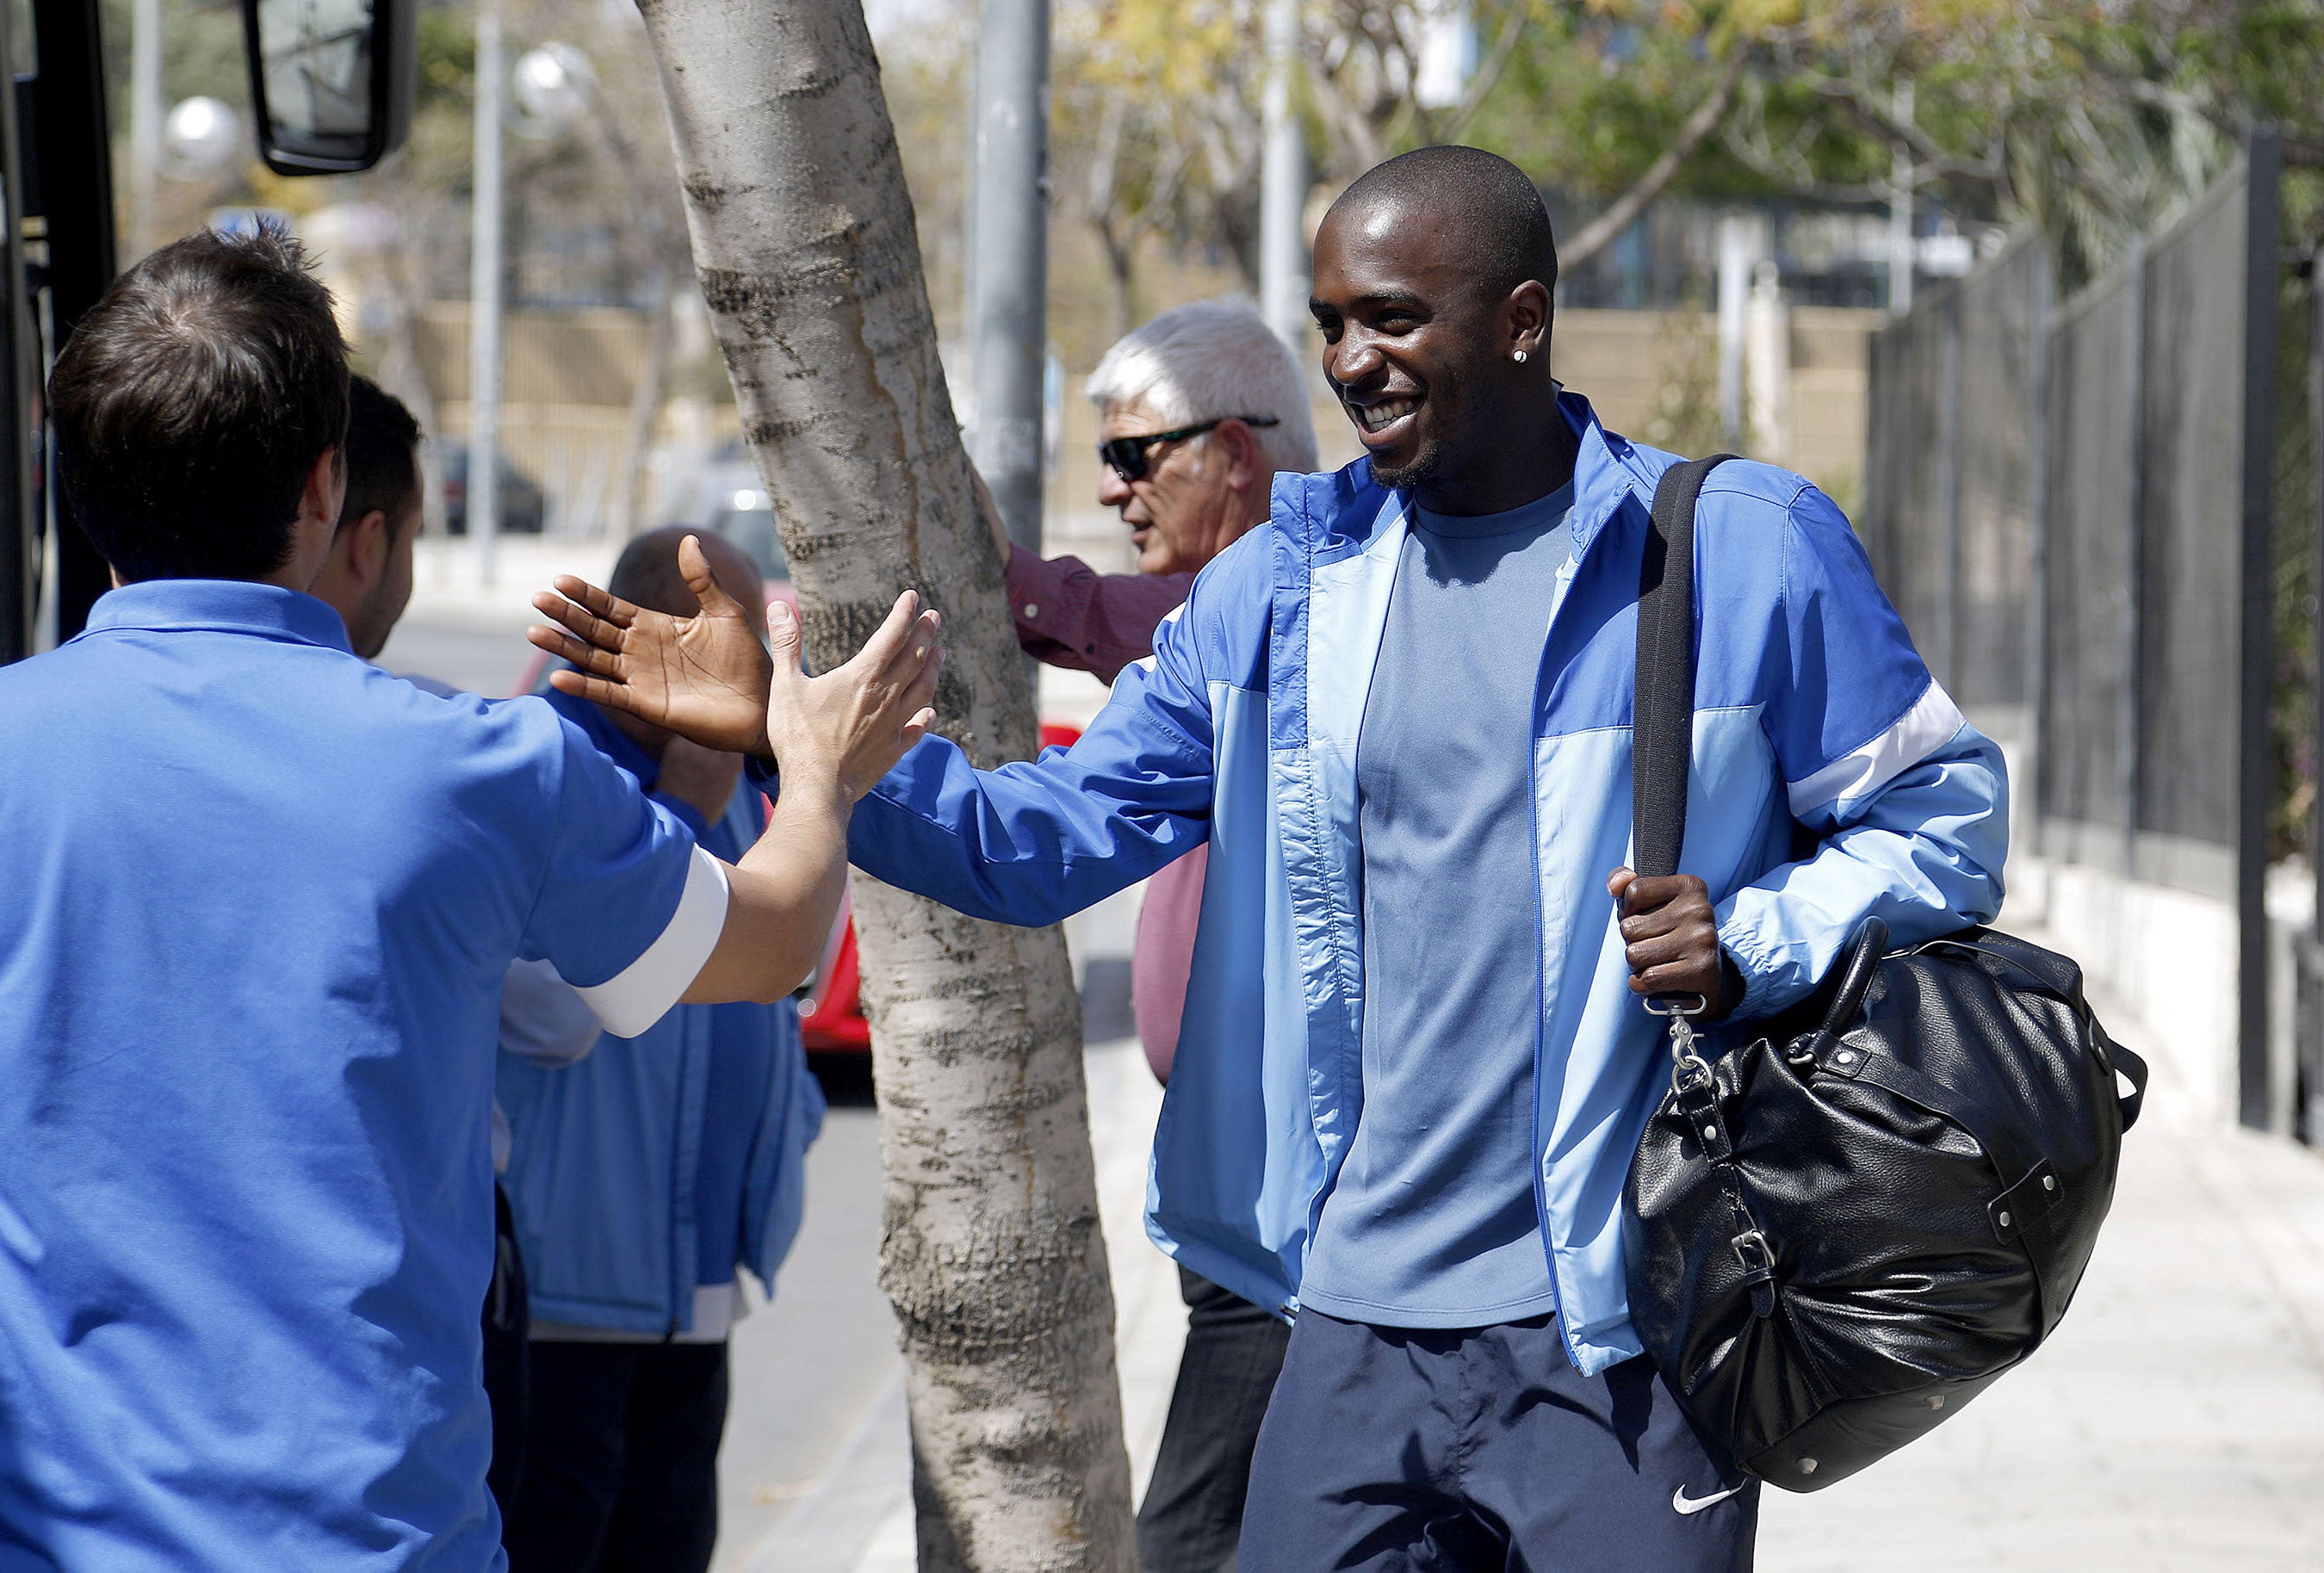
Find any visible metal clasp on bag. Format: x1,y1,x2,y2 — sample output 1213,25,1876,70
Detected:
1646,994,1713,1091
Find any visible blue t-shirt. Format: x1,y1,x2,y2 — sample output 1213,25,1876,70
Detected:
0,581,717,1570
1299,484,1576,1328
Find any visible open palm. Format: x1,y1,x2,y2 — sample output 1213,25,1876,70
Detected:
527,537,777,755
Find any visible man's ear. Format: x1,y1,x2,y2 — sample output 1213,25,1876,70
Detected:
283,446,349,589
1506,279,1552,362
345,509,391,583
1217,418,1264,492
301,445,347,529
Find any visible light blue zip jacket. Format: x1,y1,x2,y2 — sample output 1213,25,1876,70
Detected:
499,696,824,1334
850,393,2006,1374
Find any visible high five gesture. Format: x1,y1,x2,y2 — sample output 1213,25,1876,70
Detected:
529,535,943,1002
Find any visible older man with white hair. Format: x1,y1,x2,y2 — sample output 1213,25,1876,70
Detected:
986,298,1317,1573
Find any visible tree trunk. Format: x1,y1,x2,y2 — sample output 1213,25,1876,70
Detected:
631,2,1140,1568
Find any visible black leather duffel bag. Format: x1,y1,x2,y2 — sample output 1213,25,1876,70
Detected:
1620,456,2149,1492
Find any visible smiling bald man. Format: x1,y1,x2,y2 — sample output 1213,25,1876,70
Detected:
530,146,2011,1573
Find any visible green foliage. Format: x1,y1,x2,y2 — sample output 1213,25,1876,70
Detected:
415,5,476,114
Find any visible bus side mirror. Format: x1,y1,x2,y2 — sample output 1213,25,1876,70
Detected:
239,0,416,175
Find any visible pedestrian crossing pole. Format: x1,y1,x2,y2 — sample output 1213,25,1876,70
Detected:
469,0,506,584
1259,0,1307,357
966,0,1050,554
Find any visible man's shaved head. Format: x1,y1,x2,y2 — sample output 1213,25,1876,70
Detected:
1310,146,1572,511
609,524,764,619
1326,146,1558,304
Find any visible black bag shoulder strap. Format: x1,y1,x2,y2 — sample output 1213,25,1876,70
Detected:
1633,454,1738,879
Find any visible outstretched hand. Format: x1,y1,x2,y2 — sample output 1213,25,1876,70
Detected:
763,590,942,802
528,535,943,792
1608,868,1744,1020
529,535,776,755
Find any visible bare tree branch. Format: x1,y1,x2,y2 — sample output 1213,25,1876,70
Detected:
1437,0,1534,146
1562,46,1749,269
1307,47,1388,175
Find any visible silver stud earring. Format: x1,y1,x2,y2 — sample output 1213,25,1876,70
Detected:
1514,350,1529,363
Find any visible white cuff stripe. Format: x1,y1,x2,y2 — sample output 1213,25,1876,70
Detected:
573,845,730,1038
1786,681,1968,819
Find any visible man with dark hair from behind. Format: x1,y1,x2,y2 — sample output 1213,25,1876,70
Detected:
307,373,554,1522
0,225,940,1570
310,373,425,660
536,146,2009,1571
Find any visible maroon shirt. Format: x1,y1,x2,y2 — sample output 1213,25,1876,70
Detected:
1004,544,1204,1082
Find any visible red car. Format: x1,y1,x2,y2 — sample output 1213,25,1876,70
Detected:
514,623,1083,1056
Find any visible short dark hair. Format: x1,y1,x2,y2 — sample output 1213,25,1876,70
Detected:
1331,145,1559,302
48,224,350,582
338,375,424,539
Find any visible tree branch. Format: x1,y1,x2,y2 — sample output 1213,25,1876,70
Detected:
1562,46,1749,269
1437,0,1534,146
1306,48,1387,176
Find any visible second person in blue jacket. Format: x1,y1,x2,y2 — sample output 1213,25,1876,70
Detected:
497,528,826,1573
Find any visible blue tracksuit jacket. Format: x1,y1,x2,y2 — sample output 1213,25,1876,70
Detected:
848,393,2007,1375
498,693,823,1335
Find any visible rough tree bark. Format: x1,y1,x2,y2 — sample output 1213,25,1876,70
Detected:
630,2,1140,1567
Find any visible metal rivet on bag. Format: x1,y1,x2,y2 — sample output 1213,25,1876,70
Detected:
1834,1050,1856,1066
1798,1458,1819,1476
1997,1211,2012,1228
1927,1394,1946,1410
2043,1175,2058,1192
1699,1126,1715,1142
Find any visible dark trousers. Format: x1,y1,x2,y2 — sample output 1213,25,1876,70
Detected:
501,1341,732,1573
482,1184,530,1515
1137,1267,1292,1573
1238,1310,1757,1573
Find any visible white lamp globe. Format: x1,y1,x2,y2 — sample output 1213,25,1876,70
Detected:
163,96,242,179
512,43,598,128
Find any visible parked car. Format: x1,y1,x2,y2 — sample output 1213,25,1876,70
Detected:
440,443,548,536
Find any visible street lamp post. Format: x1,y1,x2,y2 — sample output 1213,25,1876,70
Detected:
967,0,1050,554
469,0,507,584
129,0,161,259
1259,0,1306,357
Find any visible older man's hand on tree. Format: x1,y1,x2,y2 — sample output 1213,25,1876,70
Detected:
529,534,776,755
1608,868,1745,1020
972,464,1013,565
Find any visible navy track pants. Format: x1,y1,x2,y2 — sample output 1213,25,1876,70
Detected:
1237,1310,1757,1572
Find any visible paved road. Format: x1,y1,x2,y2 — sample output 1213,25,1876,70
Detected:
376,608,541,698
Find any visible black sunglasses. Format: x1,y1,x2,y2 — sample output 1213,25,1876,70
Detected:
1098,416,1280,482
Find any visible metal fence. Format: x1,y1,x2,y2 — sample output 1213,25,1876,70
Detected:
1862,235,2048,711
1858,133,2295,1130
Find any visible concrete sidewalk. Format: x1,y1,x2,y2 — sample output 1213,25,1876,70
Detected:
752,938,2324,1571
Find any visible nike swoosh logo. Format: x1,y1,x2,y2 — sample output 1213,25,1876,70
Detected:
1672,1483,1745,1515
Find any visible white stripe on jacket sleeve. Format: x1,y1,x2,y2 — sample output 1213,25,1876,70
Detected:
573,845,730,1038
1785,681,1969,821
